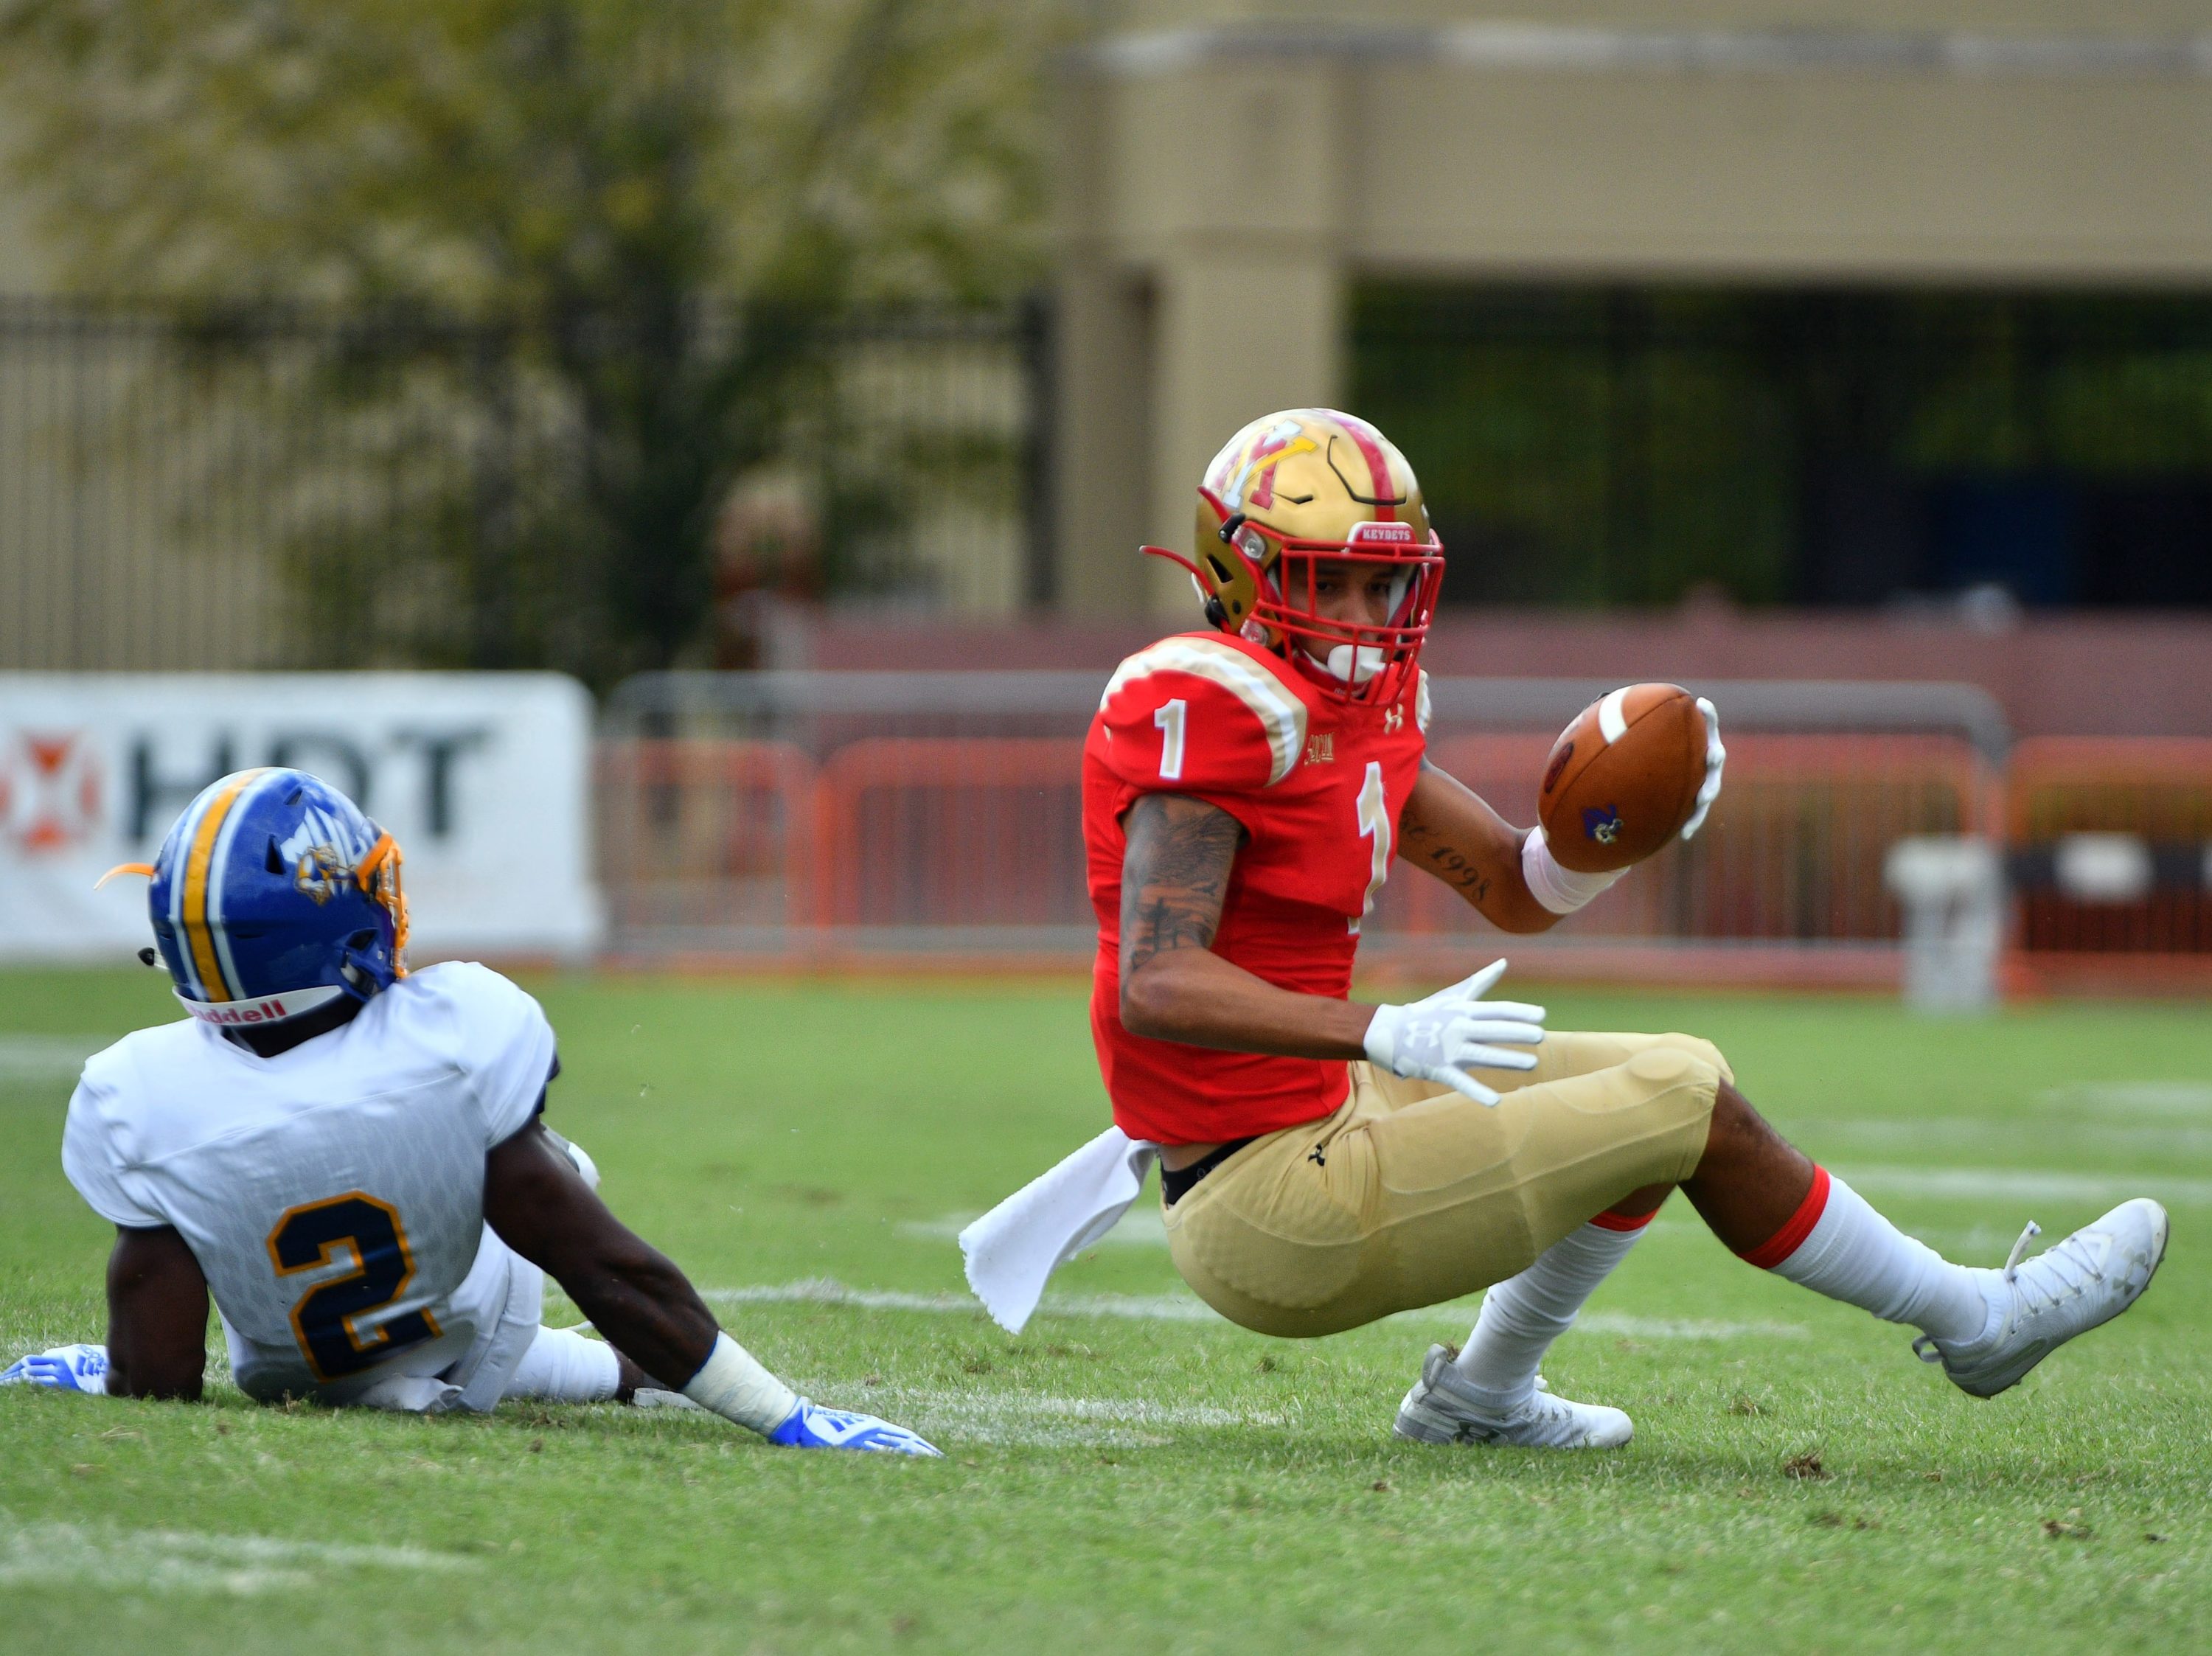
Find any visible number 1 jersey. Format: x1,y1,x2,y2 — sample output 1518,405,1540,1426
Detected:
1082,632,1429,1146
61,962,555,1404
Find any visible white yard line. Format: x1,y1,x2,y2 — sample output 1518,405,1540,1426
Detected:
784,1382,1297,1447
704,1280,1217,1322
706,1279,1805,1340
0,1034,108,1083
2039,1081,2212,1117
0,1517,478,1596
1836,1164,2212,1206
1817,1118,2212,1159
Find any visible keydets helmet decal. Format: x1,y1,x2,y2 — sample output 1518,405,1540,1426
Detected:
1143,408,1444,706
101,768,410,1025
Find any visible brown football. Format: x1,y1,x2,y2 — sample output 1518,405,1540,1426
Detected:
1537,683,1706,873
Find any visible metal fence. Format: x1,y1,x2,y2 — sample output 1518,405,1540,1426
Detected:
594,672,2098,984
0,298,1047,678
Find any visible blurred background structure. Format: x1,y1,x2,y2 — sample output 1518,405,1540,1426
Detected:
2,0,2209,987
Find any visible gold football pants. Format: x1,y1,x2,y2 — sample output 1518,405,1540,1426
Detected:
1162,1031,1729,1338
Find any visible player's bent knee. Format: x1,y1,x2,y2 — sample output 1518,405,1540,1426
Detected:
1649,1031,1733,1086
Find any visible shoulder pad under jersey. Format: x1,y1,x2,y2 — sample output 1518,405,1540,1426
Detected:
1098,635,1310,793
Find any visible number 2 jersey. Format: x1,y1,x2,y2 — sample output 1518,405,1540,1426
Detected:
1082,631,1429,1146
60,961,556,1408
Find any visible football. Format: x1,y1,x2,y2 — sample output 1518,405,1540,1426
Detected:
1537,683,1707,872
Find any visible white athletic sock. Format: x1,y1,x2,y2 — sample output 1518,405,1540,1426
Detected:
504,1325,622,1403
1745,1168,1991,1343
681,1332,799,1436
1449,1214,1655,1410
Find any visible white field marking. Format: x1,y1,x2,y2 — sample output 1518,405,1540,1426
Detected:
1836,1163,2212,1206
1820,1116,2212,1161
0,1034,109,1083
704,1279,1217,1321
0,1517,478,1597
1382,1303,1806,1340
2039,1082,2212,1117
898,1208,1169,1248
708,1279,1806,1340
787,1382,1294,1448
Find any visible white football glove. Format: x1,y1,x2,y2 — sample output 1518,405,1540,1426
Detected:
1361,959,1546,1107
1680,696,1725,841
1,1342,109,1395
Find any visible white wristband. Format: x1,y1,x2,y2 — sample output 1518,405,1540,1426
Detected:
1521,827,1625,916
679,1332,799,1436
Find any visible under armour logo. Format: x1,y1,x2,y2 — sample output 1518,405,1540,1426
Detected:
1383,706,1405,734
1307,1145,1326,1167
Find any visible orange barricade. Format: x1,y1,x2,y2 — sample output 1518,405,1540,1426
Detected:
815,738,1092,928
2008,737,2212,955
588,729,2211,988
1368,732,1992,946
596,739,821,933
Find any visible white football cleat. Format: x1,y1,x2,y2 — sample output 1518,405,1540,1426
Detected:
1915,1198,2169,1399
1393,1343,1632,1450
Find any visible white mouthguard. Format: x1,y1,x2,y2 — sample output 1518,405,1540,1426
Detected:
1324,644,1388,683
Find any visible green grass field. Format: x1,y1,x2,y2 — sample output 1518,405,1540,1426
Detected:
3,968,2209,1653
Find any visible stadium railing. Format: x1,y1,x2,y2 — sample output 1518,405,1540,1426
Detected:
591,671,2212,989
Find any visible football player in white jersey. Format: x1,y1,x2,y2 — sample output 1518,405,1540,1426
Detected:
4,768,938,1455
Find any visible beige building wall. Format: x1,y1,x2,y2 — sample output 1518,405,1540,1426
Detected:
1055,0,2212,615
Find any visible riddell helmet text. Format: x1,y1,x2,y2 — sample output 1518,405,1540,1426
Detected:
186,997,298,1026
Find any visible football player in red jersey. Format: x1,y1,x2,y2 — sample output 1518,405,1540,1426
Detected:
1071,408,2166,1449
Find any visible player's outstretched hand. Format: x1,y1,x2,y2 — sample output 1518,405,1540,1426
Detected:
1362,959,1547,1107
768,1397,943,1457
1,1343,110,1395
1680,697,1725,841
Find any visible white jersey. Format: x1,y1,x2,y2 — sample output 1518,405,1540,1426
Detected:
62,961,556,1409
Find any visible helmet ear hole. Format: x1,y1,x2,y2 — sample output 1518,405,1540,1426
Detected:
265,839,285,875
348,929,378,951
1205,554,1234,584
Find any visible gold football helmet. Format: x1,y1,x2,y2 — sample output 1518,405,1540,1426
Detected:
1145,408,1444,706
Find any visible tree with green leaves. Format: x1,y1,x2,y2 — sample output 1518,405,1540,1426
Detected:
0,0,1056,676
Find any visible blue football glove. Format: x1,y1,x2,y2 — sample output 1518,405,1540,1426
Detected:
766,1397,941,1457
1,1343,110,1395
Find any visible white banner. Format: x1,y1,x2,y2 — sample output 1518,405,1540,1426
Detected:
0,673,601,963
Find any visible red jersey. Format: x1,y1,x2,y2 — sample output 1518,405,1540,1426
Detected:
1082,632,1430,1145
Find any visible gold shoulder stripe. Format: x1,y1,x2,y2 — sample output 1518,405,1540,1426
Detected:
1101,637,1308,785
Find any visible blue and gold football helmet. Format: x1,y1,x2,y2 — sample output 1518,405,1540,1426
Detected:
104,768,409,1026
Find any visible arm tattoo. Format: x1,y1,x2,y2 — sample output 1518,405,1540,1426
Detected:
1119,793,1243,980
1398,801,1492,905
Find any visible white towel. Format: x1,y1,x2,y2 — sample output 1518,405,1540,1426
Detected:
959,1127,1161,1333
